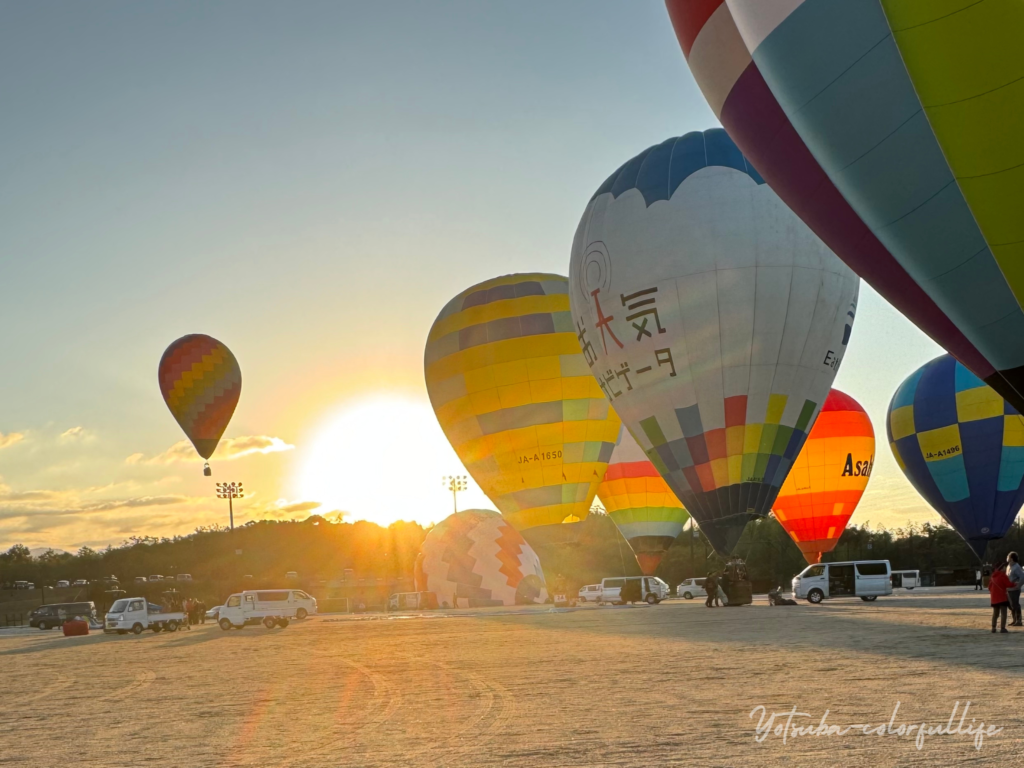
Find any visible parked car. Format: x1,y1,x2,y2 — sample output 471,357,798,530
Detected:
598,576,669,605
891,570,920,589
205,605,223,621
577,584,602,603
55,580,70,588
147,575,164,582
105,597,187,634
676,578,707,600
218,590,305,629
793,560,893,603
134,576,147,584
29,602,97,630
176,574,193,582
14,580,31,590
285,571,299,580
72,579,89,587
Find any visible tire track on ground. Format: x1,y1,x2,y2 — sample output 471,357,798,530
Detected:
13,673,71,706
100,669,156,701
275,656,403,767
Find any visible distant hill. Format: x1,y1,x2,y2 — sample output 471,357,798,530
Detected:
29,547,69,558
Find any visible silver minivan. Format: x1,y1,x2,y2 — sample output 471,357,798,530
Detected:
676,578,707,599
793,560,893,604
599,576,669,605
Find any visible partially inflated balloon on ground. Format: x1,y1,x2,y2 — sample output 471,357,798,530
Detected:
158,334,241,473
773,390,874,564
424,274,621,534
888,355,1024,558
598,427,689,575
414,509,547,607
665,0,1024,412
569,129,859,555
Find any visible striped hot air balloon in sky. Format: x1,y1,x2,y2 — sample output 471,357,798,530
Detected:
424,274,621,534
598,426,689,575
158,334,242,472
888,354,1024,558
665,0,1024,414
772,389,874,565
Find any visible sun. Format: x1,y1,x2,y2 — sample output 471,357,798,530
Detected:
295,396,490,527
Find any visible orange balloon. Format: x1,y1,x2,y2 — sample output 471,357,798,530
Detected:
772,390,874,564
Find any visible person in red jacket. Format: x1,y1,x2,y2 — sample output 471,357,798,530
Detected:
989,558,1012,633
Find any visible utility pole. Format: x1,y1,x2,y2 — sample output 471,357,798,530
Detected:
216,482,244,530
442,475,467,515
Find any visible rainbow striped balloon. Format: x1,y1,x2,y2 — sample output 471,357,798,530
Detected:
158,334,242,462
425,274,621,533
598,427,689,575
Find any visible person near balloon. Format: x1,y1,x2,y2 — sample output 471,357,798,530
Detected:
989,559,1012,633
717,570,730,607
1006,553,1024,626
704,573,717,608
976,567,983,591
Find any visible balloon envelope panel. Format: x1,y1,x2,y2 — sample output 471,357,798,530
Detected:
773,389,874,564
424,274,621,532
598,427,690,575
569,129,859,555
415,510,548,607
158,334,241,460
887,354,1024,558
664,0,1024,411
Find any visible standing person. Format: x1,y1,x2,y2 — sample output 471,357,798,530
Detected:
976,566,984,591
718,569,731,607
1007,553,1024,626
704,573,717,608
989,558,1012,634
199,600,207,624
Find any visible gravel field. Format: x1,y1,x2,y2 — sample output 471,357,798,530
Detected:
2,588,1022,767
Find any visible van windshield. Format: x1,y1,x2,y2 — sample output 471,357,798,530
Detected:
110,599,129,612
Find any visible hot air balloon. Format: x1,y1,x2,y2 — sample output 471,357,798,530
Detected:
598,426,689,575
568,129,859,555
424,274,621,536
772,389,875,564
665,0,1024,412
158,334,242,476
887,354,1024,558
414,509,548,607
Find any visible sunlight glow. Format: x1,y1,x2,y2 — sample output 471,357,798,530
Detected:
296,396,492,527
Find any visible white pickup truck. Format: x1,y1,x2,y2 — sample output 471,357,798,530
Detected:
105,597,188,635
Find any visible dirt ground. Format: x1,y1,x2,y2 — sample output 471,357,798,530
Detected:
2,589,1023,767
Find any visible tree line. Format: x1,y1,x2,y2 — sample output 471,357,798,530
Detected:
1,512,1005,603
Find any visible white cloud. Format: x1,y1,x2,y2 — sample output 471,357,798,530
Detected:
0,432,25,450
126,435,295,465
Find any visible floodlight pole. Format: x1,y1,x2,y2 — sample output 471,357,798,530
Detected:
442,475,467,515
216,482,244,531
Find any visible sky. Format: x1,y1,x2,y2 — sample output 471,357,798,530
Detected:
0,1,948,552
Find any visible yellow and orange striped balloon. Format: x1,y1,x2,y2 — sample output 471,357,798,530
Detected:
158,334,241,463
772,389,874,564
424,274,621,533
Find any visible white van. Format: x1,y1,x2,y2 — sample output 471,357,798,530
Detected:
577,584,602,602
217,589,317,629
890,570,920,589
599,576,669,605
793,560,893,604
676,578,707,599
